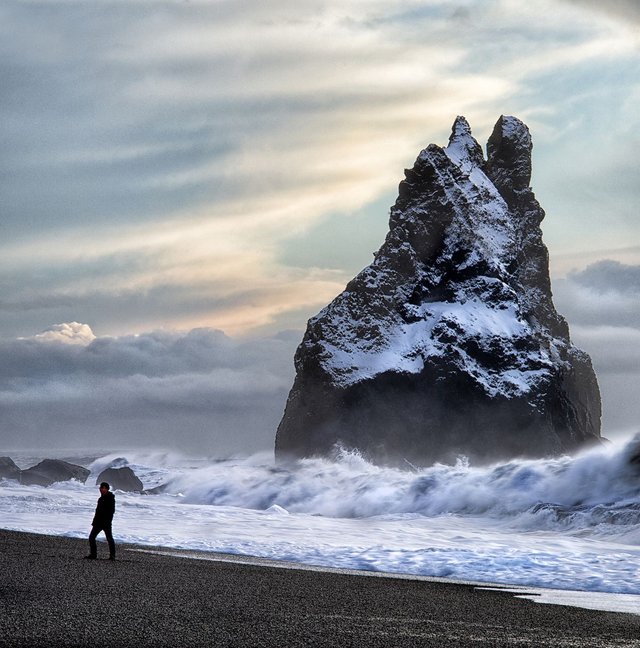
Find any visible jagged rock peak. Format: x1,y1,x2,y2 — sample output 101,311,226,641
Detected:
485,115,533,203
444,115,486,170
275,115,601,467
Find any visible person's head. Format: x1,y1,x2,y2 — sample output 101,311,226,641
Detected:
99,482,110,494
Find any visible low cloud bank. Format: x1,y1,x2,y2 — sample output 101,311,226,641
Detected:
554,260,640,438
0,324,298,455
1,259,638,455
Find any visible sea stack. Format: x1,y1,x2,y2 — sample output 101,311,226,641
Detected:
275,116,601,466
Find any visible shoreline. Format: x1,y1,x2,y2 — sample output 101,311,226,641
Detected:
131,546,640,616
5,523,640,616
1,529,639,647
4,525,640,616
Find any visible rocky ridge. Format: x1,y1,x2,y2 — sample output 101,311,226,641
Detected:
275,115,601,466
0,458,90,486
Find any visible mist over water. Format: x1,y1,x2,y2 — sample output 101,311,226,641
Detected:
122,435,640,535
2,434,640,609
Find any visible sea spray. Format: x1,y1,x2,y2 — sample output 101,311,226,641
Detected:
112,435,640,537
1,435,640,596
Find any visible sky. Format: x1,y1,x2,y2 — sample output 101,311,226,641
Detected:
1,0,639,454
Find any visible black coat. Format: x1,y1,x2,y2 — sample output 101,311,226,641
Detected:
92,491,115,527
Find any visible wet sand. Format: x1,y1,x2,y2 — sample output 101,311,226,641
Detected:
0,529,638,647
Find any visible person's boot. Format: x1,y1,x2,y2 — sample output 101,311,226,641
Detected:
84,555,97,560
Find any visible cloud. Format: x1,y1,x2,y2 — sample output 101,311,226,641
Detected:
569,325,640,374
553,260,640,329
570,260,640,294
0,257,347,338
0,324,299,454
27,322,96,345
562,0,640,27
0,0,639,447
552,260,640,439
568,323,640,439
2,0,638,339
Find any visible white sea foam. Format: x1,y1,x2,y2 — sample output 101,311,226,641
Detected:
1,436,640,615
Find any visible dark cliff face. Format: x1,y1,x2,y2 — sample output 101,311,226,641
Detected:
275,116,602,466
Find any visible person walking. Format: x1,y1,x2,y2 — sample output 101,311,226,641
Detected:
86,481,116,560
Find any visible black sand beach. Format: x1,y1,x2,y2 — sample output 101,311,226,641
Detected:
0,530,638,647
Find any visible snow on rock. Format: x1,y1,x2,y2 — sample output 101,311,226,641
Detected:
275,116,602,467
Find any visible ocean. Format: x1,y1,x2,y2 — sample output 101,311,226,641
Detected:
2,435,640,615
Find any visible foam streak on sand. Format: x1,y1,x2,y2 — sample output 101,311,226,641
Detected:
1,435,640,615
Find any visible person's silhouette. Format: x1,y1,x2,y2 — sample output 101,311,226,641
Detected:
86,482,116,560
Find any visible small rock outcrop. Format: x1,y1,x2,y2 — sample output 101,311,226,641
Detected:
0,457,21,481
20,459,90,486
96,467,143,492
275,115,602,466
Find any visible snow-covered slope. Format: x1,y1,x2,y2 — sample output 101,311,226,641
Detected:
275,116,601,466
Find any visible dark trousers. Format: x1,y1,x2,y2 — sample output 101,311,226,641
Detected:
89,523,115,558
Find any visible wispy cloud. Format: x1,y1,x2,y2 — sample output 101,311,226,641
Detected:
0,0,638,340
563,0,640,27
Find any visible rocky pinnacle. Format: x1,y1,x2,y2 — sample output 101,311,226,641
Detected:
275,116,601,466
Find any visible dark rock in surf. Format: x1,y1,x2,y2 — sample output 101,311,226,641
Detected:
0,457,21,481
97,466,143,492
275,115,602,466
20,459,90,486
628,434,640,466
